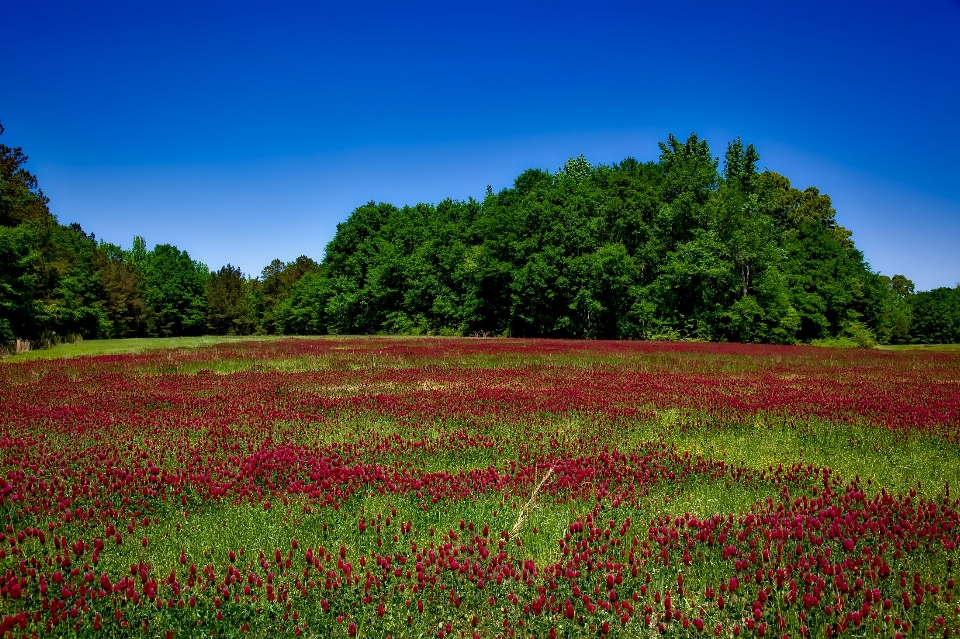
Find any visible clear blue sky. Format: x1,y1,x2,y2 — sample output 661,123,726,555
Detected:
2,0,959,290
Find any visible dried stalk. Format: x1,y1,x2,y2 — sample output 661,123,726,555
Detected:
510,466,554,538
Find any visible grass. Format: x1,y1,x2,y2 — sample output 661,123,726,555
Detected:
5,334,960,366
3,336,959,637
3,335,289,361
877,343,960,351
61,468,778,604
665,415,960,498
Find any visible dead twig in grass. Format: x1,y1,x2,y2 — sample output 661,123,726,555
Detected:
511,466,554,538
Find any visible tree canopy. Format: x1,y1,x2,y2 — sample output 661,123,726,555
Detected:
1,123,957,348
279,133,952,345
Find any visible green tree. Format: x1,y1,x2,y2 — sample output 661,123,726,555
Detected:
909,287,960,344
0,224,41,343
95,254,147,338
5,123,937,346
39,224,111,339
207,264,250,335
290,132,918,344
130,235,148,267
0,122,53,228
141,243,208,336
867,273,913,345
754,173,874,341
1,123,114,342
891,274,915,298
257,256,321,333
275,271,336,335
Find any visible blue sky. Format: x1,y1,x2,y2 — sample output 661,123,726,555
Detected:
2,0,959,290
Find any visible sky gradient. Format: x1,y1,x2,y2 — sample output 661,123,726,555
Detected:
2,0,959,290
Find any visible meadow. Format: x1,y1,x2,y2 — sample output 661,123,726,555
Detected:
0,337,958,638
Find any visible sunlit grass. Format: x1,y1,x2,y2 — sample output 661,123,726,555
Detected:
878,343,960,351
664,414,960,498
2,337,959,637
14,334,959,376
6,335,285,361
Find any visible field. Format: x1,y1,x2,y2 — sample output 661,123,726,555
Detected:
1,337,959,638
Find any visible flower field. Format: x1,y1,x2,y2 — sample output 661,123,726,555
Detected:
1,338,959,638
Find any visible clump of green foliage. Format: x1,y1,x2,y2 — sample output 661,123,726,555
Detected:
2,123,958,347
278,134,940,344
0,122,320,344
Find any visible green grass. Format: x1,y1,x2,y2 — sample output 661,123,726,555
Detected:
3,339,959,637
664,414,960,498
877,343,960,351
4,335,287,361
62,470,777,598
9,421,946,636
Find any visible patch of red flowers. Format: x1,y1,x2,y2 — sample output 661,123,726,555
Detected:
0,338,956,636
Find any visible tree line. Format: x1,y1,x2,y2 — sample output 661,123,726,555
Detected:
2,123,958,347
0,122,320,344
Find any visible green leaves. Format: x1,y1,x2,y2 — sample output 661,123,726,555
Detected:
207,264,250,335
141,244,208,337
722,136,759,188
909,287,960,344
556,154,593,185
0,224,41,343
658,132,718,205
1,123,937,347
272,132,920,345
